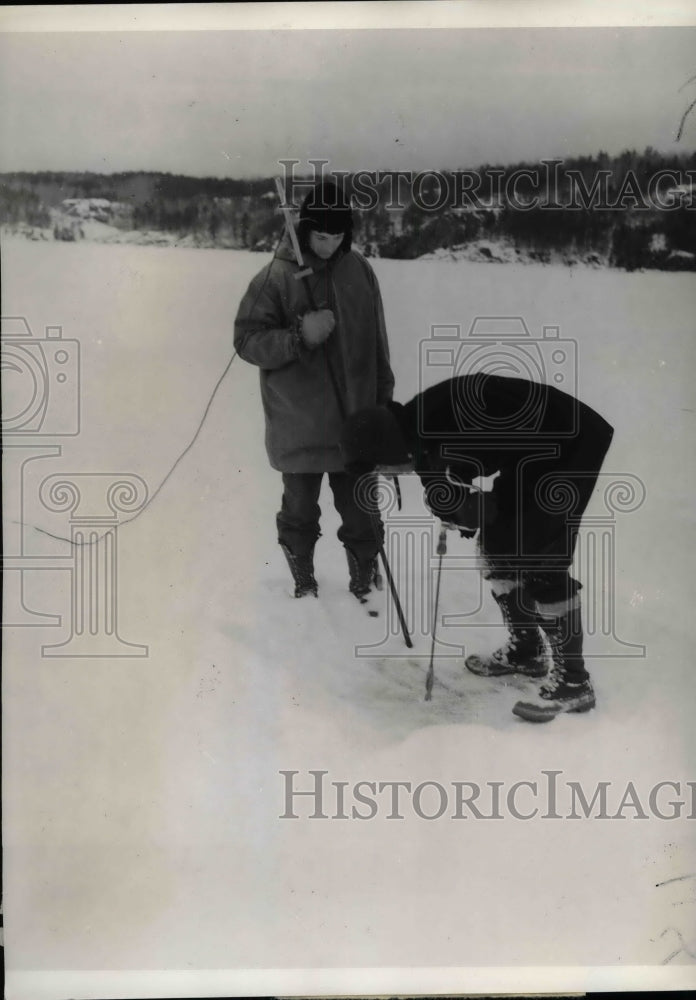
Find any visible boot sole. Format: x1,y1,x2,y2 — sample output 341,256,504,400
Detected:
512,695,596,723
465,656,547,679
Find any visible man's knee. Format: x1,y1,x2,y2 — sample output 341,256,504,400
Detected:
524,572,582,605
487,576,519,597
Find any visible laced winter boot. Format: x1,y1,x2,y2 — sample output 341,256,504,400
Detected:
280,543,318,598
345,547,383,602
512,597,595,722
465,586,549,678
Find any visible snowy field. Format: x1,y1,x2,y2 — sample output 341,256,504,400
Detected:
3,235,696,994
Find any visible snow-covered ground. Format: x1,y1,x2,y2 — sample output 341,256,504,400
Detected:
2,235,696,995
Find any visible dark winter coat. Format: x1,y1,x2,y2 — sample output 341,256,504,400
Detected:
391,375,614,568
234,233,395,472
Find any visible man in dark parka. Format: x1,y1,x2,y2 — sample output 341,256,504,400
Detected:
235,179,395,598
341,374,614,722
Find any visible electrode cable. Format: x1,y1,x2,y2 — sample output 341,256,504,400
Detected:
16,231,285,548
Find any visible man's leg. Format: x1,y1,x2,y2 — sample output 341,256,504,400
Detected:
465,565,548,678
328,472,383,599
512,570,595,722
464,477,548,676
277,473,323,597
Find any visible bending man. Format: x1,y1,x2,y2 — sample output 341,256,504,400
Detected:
341,373,614,722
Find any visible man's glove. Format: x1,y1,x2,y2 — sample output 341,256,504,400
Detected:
442,521,477,540
452,489,498,538
451,488,482,533
301,309,335,348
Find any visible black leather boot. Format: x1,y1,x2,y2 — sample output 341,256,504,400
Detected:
280,543,318,598
466,585,548,677
345,547,382,602
512,597,595,722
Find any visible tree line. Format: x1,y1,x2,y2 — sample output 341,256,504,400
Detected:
1,148,694,269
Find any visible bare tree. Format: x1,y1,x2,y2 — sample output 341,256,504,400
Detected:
676,74,696,142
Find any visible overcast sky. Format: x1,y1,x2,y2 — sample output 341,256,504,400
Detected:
1,23,695,177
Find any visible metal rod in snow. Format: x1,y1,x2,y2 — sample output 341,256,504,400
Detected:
425,525,448,700
375,521,413,650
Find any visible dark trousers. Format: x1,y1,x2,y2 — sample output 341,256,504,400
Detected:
277,472,382,560
479,433,613,605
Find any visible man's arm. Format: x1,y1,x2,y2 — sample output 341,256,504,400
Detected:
419,470,484,538
234,264,303,370
374,283,395,404
358,255,395,404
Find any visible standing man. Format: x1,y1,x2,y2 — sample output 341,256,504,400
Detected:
234,179,395,599
340,374,614,722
